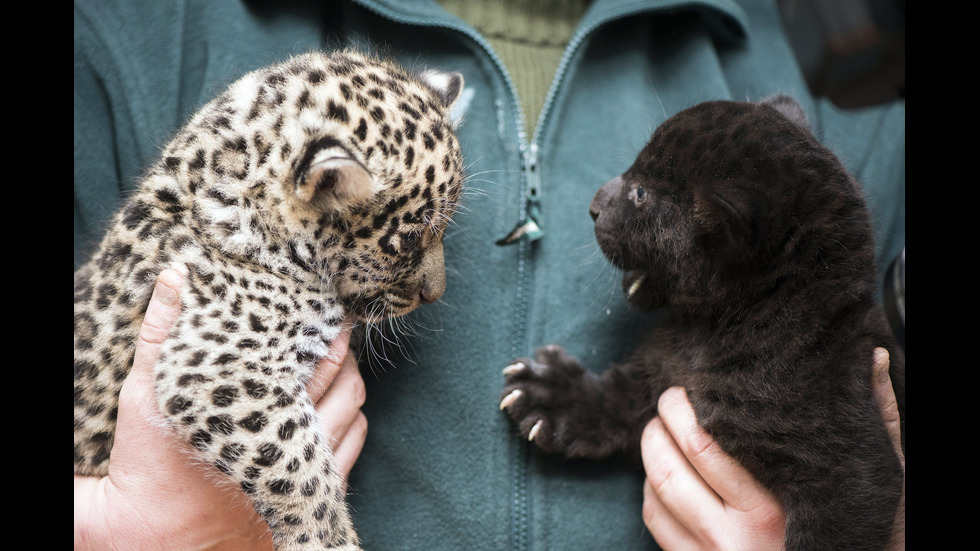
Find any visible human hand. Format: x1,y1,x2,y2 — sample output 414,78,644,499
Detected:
641,347,905,550
641,386,785,551
74,269,368,551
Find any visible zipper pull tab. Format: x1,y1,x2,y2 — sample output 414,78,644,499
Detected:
496,144,544,246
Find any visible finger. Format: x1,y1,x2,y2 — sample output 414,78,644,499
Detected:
306,329,352,401
331,411,368,479
120,270,185,423
641,413,721,538
131,269,184,379
658,387,774,515
317,351,367,440
641,421,702,550
112,270,191,482
871,347,904,465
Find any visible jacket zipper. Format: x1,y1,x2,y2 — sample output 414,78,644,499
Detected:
496,1,661,247
344,4,659,550
496,143,542,245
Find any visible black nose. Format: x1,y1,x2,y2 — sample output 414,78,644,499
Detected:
590,175,621,221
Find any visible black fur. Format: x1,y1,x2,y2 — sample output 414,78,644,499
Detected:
502,97,905,551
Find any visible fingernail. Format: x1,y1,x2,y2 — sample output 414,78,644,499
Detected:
659,386,684,404
153,278,180,308
154,270,183,307
873,347,890,383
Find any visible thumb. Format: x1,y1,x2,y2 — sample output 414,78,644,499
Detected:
113,270,186,464
132,270,184,379
871,347,903,465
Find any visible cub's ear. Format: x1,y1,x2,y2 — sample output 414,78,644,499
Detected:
421,69,465,109
761,94,809,130
693,185,755,251
294,138,378,209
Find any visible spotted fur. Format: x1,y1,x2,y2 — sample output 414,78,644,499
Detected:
74,51,465,550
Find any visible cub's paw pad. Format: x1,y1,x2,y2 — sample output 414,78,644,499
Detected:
499,345,590,454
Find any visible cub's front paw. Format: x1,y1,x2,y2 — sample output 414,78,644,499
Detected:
500,345,600,457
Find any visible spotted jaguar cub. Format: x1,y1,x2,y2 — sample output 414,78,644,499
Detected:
501,96,904,551
74,51,464,550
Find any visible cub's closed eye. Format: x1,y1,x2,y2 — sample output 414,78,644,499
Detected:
402,231,422,250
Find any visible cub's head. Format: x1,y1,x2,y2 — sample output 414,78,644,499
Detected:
175,51,465,321
282,54,465,321
590,96,868,313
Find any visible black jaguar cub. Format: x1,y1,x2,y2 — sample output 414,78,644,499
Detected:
500,96,905,551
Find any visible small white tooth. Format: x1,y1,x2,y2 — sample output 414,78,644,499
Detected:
528,420,543,441
499,389,522,410
627,274,646,298
502,362,526,376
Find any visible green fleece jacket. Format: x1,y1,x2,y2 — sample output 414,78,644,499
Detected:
74,1,905,549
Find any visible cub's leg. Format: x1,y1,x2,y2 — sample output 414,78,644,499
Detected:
500,345,662,462
155,351,360,550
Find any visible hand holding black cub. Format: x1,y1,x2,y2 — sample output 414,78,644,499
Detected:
501,96,905,551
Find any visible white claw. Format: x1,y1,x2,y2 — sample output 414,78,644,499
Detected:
502,362,526,376
528,420,543,442
499,389,522,410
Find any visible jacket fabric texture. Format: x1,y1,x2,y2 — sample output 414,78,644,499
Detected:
74,1,905,549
